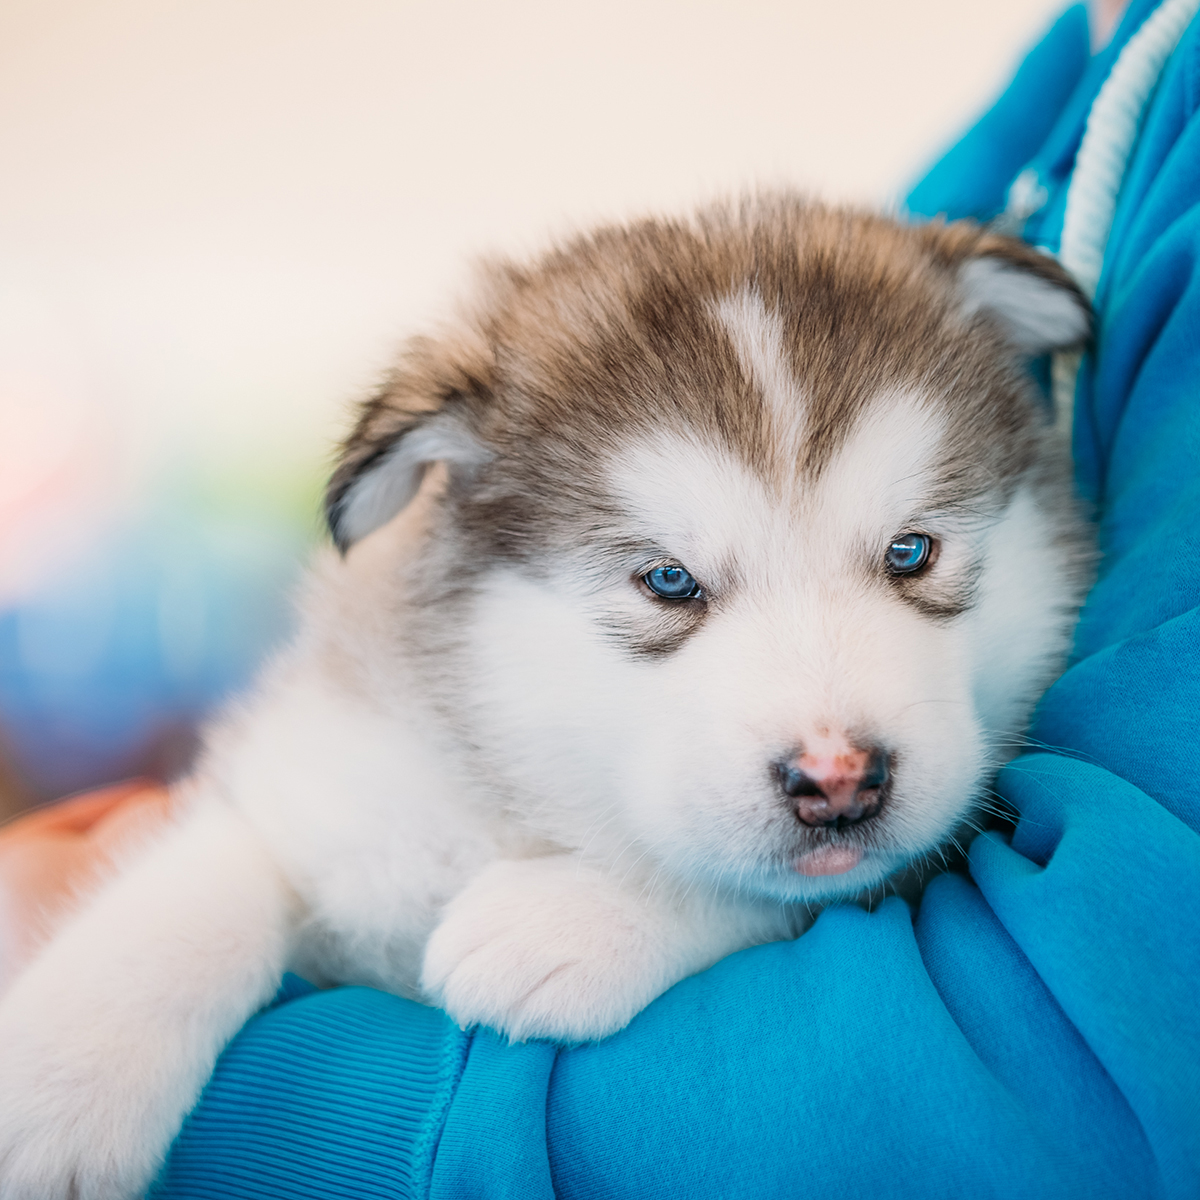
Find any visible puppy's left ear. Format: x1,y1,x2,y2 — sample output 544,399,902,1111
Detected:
954,233,1091,356
326,335,493,553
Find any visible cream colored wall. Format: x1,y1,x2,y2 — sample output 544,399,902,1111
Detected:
0,0,1066,593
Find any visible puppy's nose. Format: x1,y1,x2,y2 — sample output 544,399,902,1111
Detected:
779,743,889,828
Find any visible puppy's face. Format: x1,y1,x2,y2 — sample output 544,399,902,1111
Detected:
329,200,1092,902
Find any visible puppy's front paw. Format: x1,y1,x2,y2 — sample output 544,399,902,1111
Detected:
420,858,683,1043
0,1048,164,1200
0,994,184,1200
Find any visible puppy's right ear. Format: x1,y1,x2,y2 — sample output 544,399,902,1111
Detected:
326,336,493,553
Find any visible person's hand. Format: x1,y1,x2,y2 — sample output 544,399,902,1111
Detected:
0,780,173,990
1091,0,1132,50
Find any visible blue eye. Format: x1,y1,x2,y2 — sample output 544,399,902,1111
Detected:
885,533,932,574
643,565,702,600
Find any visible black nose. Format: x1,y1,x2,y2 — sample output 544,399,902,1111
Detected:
778,747,890,829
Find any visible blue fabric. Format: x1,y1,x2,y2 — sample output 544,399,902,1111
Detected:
905,4,1090,224
154,984,469,1199
159,7,1200,1197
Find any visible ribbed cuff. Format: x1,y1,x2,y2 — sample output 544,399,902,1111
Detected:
155,983,469,1199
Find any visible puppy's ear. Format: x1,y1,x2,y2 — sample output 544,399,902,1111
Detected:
326,335,493,552
953,232,1091,356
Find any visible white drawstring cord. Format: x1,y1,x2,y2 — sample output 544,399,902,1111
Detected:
1052,0,1200,431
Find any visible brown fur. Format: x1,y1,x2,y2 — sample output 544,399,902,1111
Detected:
328,195,1089,607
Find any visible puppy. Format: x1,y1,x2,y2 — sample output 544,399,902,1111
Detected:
0,196,1092,1199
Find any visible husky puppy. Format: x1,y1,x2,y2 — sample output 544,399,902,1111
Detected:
0,196,1091,1199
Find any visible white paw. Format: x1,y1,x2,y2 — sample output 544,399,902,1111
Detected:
0,1048,167,1200
420,857,687,1043
0,995,183,1200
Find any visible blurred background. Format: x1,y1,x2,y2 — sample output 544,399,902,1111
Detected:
0,0,1066,817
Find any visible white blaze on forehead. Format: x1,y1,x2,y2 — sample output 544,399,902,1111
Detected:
711,286,806,456
811,388,949,535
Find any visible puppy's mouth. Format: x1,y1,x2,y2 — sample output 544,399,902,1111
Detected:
794,845,864,876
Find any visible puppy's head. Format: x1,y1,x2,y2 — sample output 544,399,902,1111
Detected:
328,197,1091,902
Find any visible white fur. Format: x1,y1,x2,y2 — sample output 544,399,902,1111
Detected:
421,856,789,1043
0,804,293,1199
0,299,1083,1199
461,392,985,908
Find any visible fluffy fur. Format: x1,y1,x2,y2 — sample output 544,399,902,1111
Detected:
0,196,1093,1199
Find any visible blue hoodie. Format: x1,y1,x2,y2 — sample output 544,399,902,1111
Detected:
157,5,1200,1196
